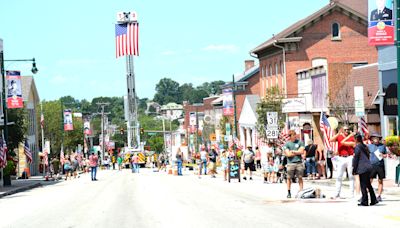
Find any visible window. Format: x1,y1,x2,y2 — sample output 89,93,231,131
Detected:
265,66,268,77
269,64,272,76
332,22,340,40
275,63,278,75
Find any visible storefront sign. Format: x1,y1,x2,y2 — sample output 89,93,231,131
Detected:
282,97,306,113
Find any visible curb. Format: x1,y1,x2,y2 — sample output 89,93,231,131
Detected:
0,183,42,199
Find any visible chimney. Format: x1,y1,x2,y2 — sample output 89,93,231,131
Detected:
245,60,255,71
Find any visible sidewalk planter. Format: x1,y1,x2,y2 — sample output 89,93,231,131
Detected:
3,161,16,186
385,136,399,156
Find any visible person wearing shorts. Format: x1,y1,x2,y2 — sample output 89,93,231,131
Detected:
283,130,305,198
242,146,256,180
367,132,387,202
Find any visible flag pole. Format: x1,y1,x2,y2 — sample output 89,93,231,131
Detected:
41,102,45,177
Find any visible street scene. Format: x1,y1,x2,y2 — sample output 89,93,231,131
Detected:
1,0,400,227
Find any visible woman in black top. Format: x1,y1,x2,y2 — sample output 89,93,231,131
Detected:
304,140,317,180
352,133,378,206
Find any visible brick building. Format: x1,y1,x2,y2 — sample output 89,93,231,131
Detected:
250,0,378,144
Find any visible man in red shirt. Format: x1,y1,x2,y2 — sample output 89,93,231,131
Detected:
330,125,355,198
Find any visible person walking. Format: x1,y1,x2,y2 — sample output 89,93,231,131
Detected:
352,133,378,206
220,150,229,181
131,153,139,173
255,147,261,170
89,152,99,181
63,155,72,181
208,146,218,178
51,156,61,179
117,155,123,171
242,146,256,181
176,149,183,176
330,125,356,199
71,155,79,178
200,146,208,175
283,130,305,198
367,132,387,202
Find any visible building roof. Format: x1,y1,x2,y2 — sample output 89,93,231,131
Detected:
21,76,40,102
238,95,260,126
250,1,366,54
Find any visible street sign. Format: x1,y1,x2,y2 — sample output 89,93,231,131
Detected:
265,129,279,139
266,112,278,130
354,86,365,117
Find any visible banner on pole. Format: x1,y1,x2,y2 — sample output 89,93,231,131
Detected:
368,0,394,46
222,88,234,116
6,71,23,109
64,109,74,131
84,119,91,135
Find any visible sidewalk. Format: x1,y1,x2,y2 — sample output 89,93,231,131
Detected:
0,177,44,198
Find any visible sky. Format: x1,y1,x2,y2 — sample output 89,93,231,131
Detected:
0,0,328,102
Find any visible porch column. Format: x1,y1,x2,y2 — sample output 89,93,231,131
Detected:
239,126,245,147
246,127,251,148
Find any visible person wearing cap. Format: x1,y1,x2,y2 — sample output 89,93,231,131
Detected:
242,145,256,180
367,132,387,202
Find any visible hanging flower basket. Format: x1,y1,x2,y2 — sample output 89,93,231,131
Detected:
385,136,400,156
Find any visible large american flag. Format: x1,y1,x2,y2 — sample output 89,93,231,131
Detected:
0,138,7,168
115,23,139,58
320,112,336,152
24,139,33,164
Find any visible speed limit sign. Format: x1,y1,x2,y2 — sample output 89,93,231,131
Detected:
266,112,278,130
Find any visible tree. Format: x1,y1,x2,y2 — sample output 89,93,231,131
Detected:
40,100,63,155
256,86,284,140
153,78,180,105
197,80,225,96
5,108,27,153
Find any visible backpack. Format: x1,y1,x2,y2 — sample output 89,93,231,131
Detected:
295,187,317,199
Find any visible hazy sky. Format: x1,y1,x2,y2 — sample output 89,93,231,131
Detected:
0,0,327,101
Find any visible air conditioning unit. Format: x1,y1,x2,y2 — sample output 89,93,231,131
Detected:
203,115,212,123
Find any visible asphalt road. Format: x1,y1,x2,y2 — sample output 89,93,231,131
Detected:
0,168,399,228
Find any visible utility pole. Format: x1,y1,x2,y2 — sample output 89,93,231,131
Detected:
96,102,110,160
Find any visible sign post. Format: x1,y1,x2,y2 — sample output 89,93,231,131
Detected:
266,112,279,139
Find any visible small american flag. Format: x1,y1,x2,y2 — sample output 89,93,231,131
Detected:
358,116,369,136
320,112,336,152
40,112,44,129
278,122,290,147
24,139,33,164
233,137,243,150
0,138,7,168
213,143,220,152
228,139,234,149
60,145,65,165
254,130,267,147
115,23,139,58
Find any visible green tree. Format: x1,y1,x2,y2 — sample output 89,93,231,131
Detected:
5,108,27,153
153,78,180,105
256,86,284,140
40,100,63,155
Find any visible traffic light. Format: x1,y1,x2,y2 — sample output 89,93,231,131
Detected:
140,128,144,135
120,128,124,135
